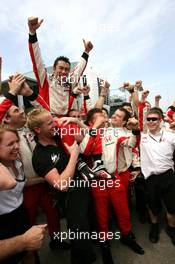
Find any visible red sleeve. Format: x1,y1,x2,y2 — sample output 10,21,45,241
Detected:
166,108,175,123
80,130,102,156
28,35,50,108
0,98,13,123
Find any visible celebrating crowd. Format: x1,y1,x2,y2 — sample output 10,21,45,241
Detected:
0,17,175,264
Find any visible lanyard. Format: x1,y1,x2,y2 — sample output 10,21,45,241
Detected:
148,130,163,143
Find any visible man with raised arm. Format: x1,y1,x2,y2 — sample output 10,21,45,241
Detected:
27,17,93,116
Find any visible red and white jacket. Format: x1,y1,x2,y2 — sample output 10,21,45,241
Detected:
29,33,89,116
80,127,140,174
166,106,175,123
138,102,150,132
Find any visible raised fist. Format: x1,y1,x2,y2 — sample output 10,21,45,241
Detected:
28,17,43,34
83,39,93,53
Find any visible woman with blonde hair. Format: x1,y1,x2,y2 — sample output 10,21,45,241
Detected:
0,125,30,264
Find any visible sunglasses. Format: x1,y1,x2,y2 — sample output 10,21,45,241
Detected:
146,117,159,122
72,115,81,118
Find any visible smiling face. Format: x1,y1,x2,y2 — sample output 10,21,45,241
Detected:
5,105,26,128
36,113,56,138
146,113,162,133
68,110,81,119
0,131,20,162
112,109,126,128
54,60,70,83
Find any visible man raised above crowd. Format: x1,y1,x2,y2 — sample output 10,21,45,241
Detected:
27,16,93,116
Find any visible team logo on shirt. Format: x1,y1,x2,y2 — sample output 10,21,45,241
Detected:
51,154,60,164
141,136,148,143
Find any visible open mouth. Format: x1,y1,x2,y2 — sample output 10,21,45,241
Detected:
10,151,18,155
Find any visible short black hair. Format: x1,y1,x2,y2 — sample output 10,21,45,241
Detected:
102,107,109,115
53,56,71,69
67,109,79,116
117,107,131,124
168,105,175,112
85,108,102,125
147,107,164,120
121,102,132,108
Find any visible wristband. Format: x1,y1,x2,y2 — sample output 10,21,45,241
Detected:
84,95,90,100
82,52,89,61
71,92,77,98
132,129,140,135
132,167,141,171
89,128,97,137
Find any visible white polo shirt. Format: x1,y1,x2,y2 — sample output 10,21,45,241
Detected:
140,129,175,179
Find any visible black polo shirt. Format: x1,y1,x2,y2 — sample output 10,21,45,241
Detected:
32,136,69,177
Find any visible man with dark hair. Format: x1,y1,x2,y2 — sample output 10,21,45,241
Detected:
53,56,71,69
121,102,133,116
111,108,131,128
27,17,93,116
140,107,175,245
80,109,144,263
68,109,81,118
85,108,103,125
147,107,164,120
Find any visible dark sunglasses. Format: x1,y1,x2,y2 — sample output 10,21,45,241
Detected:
146,117,159,122
72,115,80,118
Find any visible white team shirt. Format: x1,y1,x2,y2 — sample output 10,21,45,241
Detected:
140,129,175,179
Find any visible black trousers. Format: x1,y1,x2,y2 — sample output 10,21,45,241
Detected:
0,204,29,264
145,169,175,215
66,185,95,264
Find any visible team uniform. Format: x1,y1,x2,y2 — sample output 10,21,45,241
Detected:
140,128,175,215
80,127,140,239
28,33,91,116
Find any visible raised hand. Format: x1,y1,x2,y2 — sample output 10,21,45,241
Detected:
141,90,149,100
28,17,43,34
123,82,135,93
8,74,25,95
82,85,90,96
72,84,84,95
135,80,143,91
64,141,80,158
83,39,93,53
155,95,162,101
127,117,139,130
100,80,110,97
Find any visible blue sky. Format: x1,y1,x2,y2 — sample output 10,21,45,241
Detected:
0,0,174,109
